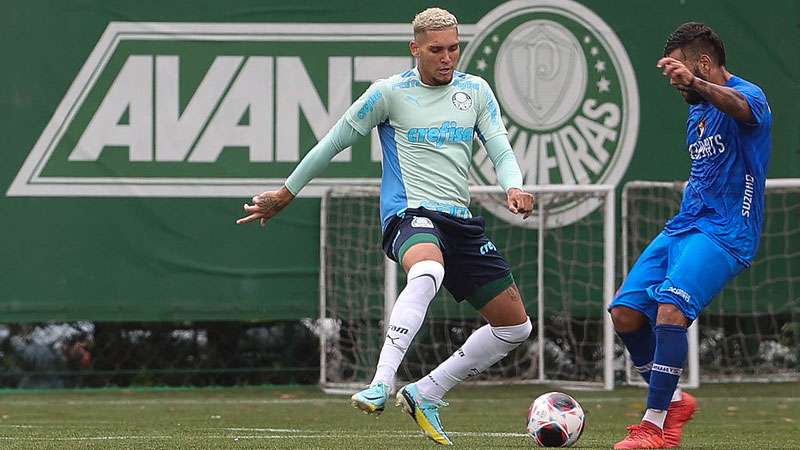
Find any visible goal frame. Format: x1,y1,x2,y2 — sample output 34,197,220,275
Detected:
318,184,617,392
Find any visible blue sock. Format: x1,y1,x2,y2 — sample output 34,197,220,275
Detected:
647,324,688,411
617,325,655,383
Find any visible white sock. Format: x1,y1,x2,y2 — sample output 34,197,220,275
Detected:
643,408,667,429
371,260,444,391
671,387,683,402
416,318,532,401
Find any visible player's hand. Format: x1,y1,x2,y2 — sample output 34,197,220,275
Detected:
236,186,295,227
656,57,696,89
506,188,534,219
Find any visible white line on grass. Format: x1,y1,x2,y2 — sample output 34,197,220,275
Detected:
0,431,529,442
0,436,173,441
224,428,305,432
221,428,529,437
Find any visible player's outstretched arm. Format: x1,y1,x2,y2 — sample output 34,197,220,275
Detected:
236,118,363,227
236,80,387,228
656,57,754,123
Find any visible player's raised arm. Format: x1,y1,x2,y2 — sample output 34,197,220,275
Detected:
236,82,389,227
656,23,770,126
656,56,754,124
475,78,533,218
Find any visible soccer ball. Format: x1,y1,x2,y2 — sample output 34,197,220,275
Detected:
526,392,586,447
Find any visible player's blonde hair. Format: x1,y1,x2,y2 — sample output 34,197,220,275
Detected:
412,8,458,36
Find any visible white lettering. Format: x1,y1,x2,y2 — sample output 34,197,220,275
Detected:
582,99,620,128
276,56,351,162
741,173,755,217
156,55,242,161
191,57,273,162
558,125,601,184
537,134,557,185
70,55,153,161
688,133,725,160
666,286,691,302
551,132,576,184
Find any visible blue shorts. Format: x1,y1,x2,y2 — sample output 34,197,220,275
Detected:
610,229,745,322
381,208,514,310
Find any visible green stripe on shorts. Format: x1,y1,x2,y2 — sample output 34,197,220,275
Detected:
397,233,440,263
466,273,515,310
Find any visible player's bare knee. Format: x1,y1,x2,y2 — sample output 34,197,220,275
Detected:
610,306,647,333
481,285,528,326
656,303,689,327
402,243,444,271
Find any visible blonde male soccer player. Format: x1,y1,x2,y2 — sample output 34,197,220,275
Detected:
237,8,534,446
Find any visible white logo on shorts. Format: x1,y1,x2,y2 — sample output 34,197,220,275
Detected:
411,217,434,228
666,286,691,303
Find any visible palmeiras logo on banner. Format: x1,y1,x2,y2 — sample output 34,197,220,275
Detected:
461,0,639,228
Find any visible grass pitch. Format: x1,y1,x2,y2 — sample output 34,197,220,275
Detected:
0,383,797,449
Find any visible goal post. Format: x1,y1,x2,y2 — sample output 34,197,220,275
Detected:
319,184,616,392
621,179,800,384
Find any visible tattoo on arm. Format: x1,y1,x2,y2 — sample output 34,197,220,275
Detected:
507,286,522,303
258,196,286,215
693,79,754,123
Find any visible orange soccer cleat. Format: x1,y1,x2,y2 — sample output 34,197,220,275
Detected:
613,420,667,449
663,391,698,447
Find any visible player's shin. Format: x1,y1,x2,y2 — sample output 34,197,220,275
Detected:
645,324,688,428
371,260,444,391
416,318,532,401
617,325,656,383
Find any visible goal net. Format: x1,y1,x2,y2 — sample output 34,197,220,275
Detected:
319,184,616,392
622,179,800,382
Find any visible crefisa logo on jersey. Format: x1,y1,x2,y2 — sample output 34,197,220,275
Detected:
461,0,639,228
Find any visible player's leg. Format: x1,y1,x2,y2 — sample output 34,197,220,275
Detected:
351,213,445,416
397,216,529,446
610,233,673,449
416,283,530,402
371,242,444,389
397,283,529,447
644,231,744,446
609,232,670,384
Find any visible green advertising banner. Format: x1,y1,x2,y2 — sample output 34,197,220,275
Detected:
2,0,798,322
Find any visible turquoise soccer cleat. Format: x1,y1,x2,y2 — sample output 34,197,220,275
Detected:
396,383,453,446
350,381,390,416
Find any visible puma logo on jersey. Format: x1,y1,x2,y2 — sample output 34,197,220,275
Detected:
404,95,421,106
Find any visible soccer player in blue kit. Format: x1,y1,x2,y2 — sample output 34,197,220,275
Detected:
610,23,772,449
